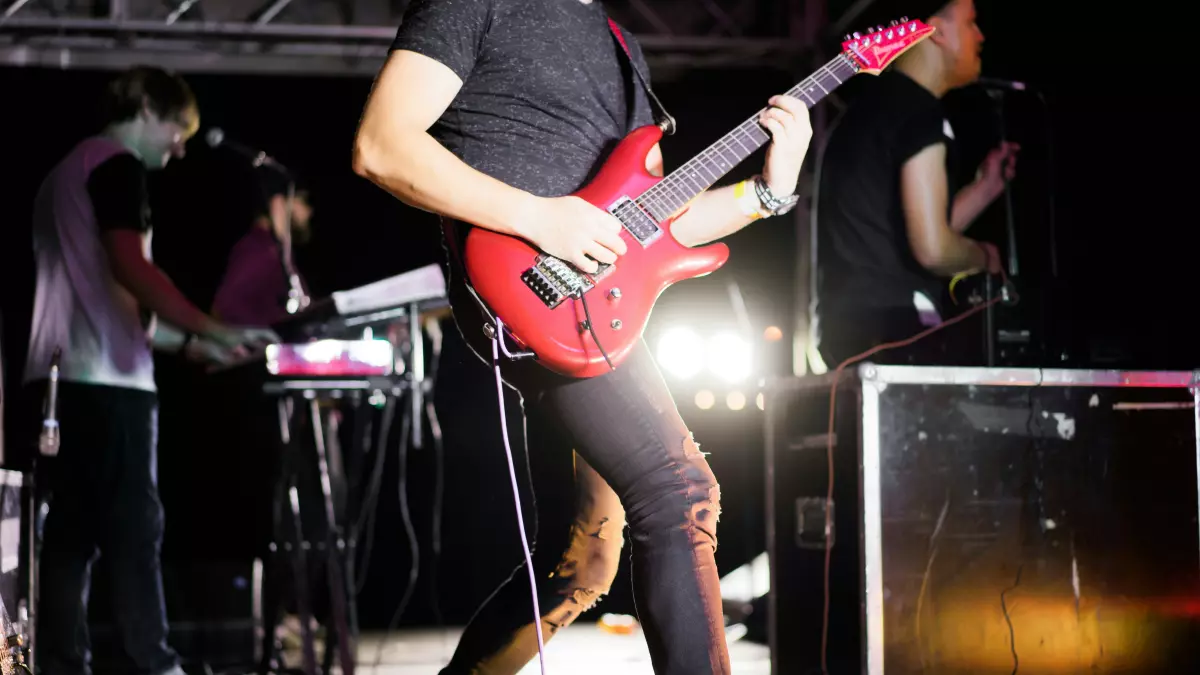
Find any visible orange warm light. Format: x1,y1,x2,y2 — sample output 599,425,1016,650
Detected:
885,592,1199,672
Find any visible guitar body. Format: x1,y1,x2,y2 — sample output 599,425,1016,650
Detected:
462,125,730,378
455,18,934,378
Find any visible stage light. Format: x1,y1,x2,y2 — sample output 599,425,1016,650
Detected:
657,327,705,380
726,391,746,411
707,332,752,383
695,389,716,410
763,325,783,342
756,392,765,410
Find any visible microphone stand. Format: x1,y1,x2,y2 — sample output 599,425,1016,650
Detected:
280,178,310,315
980,88,1020,367
987,89,1020,278
211,133,310,314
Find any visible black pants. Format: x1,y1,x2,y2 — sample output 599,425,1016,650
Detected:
440,340,729,675
34,381,179,675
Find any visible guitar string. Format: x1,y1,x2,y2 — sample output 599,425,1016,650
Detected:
634,55,857,218
636,57,853,215
570,58,852,281
651,30,918,206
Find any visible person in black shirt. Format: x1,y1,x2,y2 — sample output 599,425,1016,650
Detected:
812,0,1017,367
353,0,814,672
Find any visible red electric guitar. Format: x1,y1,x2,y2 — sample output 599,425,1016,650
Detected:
458,19,936,378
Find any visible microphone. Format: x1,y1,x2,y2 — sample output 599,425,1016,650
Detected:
205,127,291,174
977,76,1033,92
38,348,61,457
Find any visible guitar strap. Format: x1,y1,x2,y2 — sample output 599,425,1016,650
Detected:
606,17,676,136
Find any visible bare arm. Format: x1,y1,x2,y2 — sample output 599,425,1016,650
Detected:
949,180,998,233
649,141,759,247
102,231,219,335
901,144,990,276
951,141,1019,233
671,184,760,247
352,50,626,272
149,321,188,352
668,94,813,248
353,51,538,237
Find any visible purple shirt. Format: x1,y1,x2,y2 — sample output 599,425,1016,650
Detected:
212,227,295,326
25,136,158,391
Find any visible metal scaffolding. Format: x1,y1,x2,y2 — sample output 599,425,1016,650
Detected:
0,0,811,77
1,0,837,376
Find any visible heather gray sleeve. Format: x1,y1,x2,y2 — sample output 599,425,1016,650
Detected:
390,0,495,81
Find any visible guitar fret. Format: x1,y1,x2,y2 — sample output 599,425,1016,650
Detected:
638,53,860,214
697,161,721,183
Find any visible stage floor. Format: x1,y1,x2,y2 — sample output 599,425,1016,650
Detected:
336,625,770,674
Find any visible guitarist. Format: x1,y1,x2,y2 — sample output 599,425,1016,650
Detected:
353,0,812,672
812,0,1018,367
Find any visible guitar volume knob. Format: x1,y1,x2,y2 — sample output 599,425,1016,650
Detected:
608,288,622,300
611,319,623,330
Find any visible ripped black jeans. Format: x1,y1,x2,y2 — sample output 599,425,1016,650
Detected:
440,341,729,675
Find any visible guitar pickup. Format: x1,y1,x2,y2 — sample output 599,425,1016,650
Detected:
522,254,595,309
609,196,663,246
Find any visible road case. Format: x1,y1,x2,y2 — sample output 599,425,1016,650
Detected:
766,365,1200,674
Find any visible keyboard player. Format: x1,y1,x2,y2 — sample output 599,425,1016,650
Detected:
212,170,314,326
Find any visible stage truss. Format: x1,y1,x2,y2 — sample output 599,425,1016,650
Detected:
2,0,852,377
0,0,832,77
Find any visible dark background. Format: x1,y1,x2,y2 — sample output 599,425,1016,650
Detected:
1,0,1195,635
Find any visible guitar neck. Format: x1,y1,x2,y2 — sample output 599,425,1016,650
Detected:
635,52,860,221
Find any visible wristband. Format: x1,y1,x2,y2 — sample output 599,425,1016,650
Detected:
734,178,766,220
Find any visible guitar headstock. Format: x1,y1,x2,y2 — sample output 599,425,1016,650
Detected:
841,18,936,75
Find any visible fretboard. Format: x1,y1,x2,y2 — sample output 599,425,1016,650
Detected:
636,53,860,221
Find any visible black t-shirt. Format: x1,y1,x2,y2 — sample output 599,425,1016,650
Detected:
88,152,152,235
389,0,656,199
815,71,958,315
86,151,154,331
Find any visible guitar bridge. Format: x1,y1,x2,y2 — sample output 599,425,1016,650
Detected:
522,254,596,309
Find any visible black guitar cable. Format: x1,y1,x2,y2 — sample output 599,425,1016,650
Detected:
578,291,616,372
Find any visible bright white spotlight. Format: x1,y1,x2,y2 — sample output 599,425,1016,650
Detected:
695,390,716,410
707,332,753,383
656,327,705,379
726,391,746,411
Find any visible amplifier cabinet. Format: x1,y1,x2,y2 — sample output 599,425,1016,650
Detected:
765,365,1200,674
0,470,25,626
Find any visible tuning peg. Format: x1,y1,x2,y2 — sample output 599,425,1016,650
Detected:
890,20,899,26
852,31,861,39
867,26,876,33
876,25,884,31
900,16,909,22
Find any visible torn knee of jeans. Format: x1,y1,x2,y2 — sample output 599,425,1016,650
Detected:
688,483,722,548
589,516,625,543
566,586,607,612
544,607,575,635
